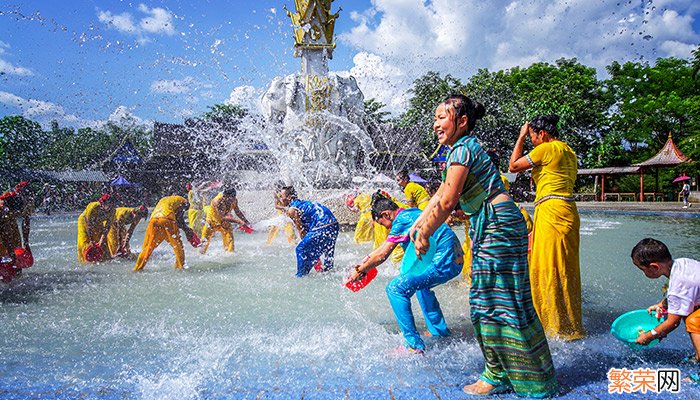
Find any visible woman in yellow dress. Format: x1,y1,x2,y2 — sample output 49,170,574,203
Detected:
348,191,405,263
509,115,584,341
77,194,117,263
187,183,205,238
187,182,216,238
134,195,198,271
395,170,430,210
107,206,148,257
350,192,374,244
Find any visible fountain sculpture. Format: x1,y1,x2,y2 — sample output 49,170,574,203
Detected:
260,0,376,188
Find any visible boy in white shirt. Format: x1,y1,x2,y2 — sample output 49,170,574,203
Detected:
632,238,700,364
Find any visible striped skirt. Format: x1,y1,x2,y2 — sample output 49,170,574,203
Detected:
469,200,558,397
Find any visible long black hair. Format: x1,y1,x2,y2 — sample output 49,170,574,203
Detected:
442,94,486,135
529,115,560,138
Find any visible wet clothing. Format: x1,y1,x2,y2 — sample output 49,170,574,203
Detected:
290,199,338,277
403,182,430,210
444,136,507,216
188,189,206,238
200,192,235,254
675,258,700,334
445,135,558,397
527,140,584,340
266,209,297,245
385,208,463,350
527,141,577,203
0,195,32,255
354,193,403,263
469,202,558,396
353,193,374,244
667,258,700,316
107,207,141,257
77,202,115,263
0,212,21,253
373,222,404,264
134,196,188,271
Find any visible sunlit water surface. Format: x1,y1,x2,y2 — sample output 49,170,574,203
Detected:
1,212,699,398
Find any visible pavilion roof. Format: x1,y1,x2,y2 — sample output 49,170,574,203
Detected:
578,166,641,175
633,132,692,167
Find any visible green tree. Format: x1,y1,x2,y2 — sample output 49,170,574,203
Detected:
363,98,391,125
464,68,524,165
459,59,611,169
508,58,612,166
0,115,46,170
605,57,700,162
398,72,466,152
692,45,700,80
202,104,248,124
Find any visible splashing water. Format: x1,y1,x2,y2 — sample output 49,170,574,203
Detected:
2,210,700,398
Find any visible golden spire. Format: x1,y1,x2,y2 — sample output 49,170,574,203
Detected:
285,0,340,58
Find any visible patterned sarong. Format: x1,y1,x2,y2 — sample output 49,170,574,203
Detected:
469,200,558,397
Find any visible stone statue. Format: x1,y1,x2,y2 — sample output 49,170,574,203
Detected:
260,1,375,188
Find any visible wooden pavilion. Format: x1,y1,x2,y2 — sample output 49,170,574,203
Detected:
578,133,693,201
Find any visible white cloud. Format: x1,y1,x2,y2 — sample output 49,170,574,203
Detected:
0,59,33,76
98,3,177,43
659,40,697,58
339,0,700,106
0,41,33,76
336,52,410,114
0,91,87,127
138,4,176,36
0,91,26,108
105,105,150,129
97,11,137,34
0,91,151,130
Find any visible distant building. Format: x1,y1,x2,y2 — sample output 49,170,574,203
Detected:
141,118,277,194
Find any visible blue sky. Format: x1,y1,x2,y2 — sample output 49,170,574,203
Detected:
1,0,699,129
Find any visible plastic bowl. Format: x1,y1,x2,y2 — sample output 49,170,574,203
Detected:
84,244,105,263
611,309,665,349
401,237,436,275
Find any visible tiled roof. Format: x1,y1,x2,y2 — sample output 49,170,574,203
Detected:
634,133,692,166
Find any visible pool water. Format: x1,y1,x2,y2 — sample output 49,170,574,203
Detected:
1,211,699,399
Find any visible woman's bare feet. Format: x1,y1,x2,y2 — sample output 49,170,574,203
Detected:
463,379,506,395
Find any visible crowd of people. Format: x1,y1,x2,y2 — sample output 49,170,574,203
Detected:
2,94,700,396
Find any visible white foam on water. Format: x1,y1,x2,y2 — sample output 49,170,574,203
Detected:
580,217,622,236
1,212,699,395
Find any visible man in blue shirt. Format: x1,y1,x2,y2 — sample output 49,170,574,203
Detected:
278,186,339,277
